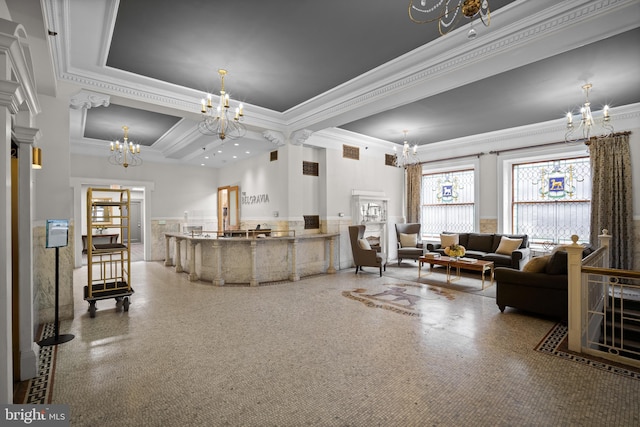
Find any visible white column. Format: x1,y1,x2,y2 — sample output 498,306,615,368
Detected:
327,236,337,274
188,241,198,282
15,128,40,380
250,240,258,287
175,238,183,273
566,235,585,353
0,69,21,405
164,235,172,266
289,238,300,282
213,240,224,286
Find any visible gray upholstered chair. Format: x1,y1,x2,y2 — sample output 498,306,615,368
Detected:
348,225,387,276
395,223,424,265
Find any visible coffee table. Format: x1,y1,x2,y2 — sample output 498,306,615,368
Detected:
418,256,494,290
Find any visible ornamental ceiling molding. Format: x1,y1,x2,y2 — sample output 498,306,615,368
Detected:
287,0,638,131
289,129,313,146
69,90,110,110
262,130,285,146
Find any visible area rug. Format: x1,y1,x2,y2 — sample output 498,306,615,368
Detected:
342,282,455,318
16,323,58,404
384,263,497,298
535,323,640,381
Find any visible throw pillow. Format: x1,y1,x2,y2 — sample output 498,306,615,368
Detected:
400,233,418,248
545,250,568,275
496,236,524,255
522,255,551,273
440,233,459,248
358,238,371,250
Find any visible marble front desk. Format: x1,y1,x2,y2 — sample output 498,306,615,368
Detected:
164,232,339,286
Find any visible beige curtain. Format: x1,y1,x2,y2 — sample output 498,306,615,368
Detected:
406,164,422,224
589,133,634,270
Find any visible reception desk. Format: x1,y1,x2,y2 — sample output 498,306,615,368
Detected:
164,232,339,286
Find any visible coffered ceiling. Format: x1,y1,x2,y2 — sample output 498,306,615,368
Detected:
10,0,640,168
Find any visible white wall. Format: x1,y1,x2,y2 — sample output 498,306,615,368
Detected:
70,154,218,220
34,94,72,221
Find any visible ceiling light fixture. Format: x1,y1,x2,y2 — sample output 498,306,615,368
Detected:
109,125,142,168
408,0,490,37
198,69,246,141
393,130,419,168
564,83,613,144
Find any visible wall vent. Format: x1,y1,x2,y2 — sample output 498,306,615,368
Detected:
303,215,320,230
343,144,359,160
302,161,319,176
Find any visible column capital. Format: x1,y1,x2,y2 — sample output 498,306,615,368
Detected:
13,125,40,145
0,80,22,113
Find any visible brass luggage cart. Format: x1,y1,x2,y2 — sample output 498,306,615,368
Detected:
85,188,134,318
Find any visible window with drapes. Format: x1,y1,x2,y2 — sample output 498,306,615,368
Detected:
421,169,475,238
512,157,591,245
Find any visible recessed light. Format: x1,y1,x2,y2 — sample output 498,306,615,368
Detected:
217,150,222,153
245,151,250,154
200,163,205,166
232,155,237,159
234,143,239,146
204,156,209,159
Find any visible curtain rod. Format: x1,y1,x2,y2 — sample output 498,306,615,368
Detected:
418,152,483,165
419,130,633,161
584,131,632,145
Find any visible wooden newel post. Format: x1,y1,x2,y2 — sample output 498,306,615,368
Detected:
566,234,585,352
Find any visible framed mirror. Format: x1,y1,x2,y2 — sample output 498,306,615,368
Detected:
91,198,113,226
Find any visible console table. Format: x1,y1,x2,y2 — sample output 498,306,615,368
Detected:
82,233,119,253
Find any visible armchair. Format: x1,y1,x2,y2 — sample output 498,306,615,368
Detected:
348,225,387,276
395,223,424,266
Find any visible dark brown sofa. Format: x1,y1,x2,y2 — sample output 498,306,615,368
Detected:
426,232,530,269
495,246,594,320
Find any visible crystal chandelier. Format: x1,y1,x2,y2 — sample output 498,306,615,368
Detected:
198,69,246,141
109,125,142,168
408,0,490,38
564,83,613,144
394,130,420,168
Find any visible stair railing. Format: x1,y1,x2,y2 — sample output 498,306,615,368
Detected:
567,230,640,368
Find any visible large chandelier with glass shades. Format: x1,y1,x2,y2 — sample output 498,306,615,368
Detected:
408,0,490,38
198,69,246,141
394,130,420,168
564,83,614,144
109,125,142,168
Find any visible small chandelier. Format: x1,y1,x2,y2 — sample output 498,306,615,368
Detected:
408,0,490,38
198,69,246,141
394,130,419,168
109,125,142,168
564,83,613,144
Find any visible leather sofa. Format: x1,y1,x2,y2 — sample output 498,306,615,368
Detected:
495,246,594,320
426,232,530,269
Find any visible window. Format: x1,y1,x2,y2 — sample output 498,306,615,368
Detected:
421,169,475,238
512,157,591,245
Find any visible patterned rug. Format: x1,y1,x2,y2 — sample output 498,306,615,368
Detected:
535,323,640,381
16,323,58,404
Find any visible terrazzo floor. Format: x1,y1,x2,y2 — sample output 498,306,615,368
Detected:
48,261,640,426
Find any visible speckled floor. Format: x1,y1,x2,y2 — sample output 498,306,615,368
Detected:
50,261,640,426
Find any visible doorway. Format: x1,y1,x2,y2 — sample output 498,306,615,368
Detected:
218,186,239,232
129,201,142,244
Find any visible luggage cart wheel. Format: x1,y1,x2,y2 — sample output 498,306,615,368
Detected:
115,297,124,311
89,302,97,318
123,297,130,312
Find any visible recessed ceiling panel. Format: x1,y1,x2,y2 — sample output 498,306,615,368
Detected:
84,104,182,146
106,0,517,112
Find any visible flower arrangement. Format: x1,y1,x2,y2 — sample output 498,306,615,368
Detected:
444,244,466,258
